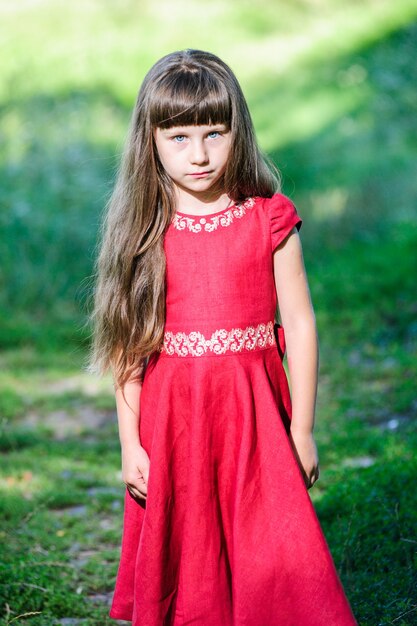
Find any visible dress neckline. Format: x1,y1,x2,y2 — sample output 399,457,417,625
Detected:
176,200,236,218
171,197,257,233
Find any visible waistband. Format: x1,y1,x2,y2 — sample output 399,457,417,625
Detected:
159,320,284,358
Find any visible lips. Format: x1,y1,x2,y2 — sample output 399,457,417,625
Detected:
189,171,212,177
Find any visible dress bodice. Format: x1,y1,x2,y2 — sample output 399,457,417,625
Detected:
163,194,302,338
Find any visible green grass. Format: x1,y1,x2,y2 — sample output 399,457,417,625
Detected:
1,0,417,624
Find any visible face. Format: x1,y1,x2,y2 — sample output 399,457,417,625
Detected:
153,123,232,198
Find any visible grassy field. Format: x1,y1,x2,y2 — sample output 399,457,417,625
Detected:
1,0,417,624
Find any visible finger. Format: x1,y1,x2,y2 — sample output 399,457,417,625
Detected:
128,486,147,501
132,479,148,495
142,465,150,484
306,472,315,490
137,475,148,490
309,470,319,488
126,481,148,499
125,471,148,491
139,483,148,496
135,476,148,493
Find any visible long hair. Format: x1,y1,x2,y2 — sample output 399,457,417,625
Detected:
87,49,281,389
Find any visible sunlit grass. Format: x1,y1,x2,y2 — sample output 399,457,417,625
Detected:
2,0,416,99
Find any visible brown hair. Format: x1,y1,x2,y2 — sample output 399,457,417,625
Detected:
86,49,281,389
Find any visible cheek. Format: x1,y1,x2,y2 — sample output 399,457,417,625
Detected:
219,142,232,162
156,146,175,170
154,135,175,166
158,149,185,178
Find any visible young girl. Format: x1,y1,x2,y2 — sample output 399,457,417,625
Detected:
88,49,357,625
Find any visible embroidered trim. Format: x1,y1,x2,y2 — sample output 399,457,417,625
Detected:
172,197,256,233
160,320,276,357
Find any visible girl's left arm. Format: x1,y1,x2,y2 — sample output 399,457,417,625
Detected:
273,227,320,488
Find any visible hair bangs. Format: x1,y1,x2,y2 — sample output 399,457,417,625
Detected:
150,69,231,130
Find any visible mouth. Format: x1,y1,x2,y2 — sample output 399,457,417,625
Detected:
188,171,212,178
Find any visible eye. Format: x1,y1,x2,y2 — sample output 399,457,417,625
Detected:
208,131,220,139
172,135,186,143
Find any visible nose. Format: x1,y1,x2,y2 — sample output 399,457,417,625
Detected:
190,139,209,165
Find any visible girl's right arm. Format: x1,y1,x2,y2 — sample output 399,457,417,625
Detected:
115,373,150,501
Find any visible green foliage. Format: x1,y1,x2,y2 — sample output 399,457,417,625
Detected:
1,0,417,624
317,452,417,625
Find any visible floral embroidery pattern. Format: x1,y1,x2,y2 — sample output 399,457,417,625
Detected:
160,320,276,357
172,197,256,233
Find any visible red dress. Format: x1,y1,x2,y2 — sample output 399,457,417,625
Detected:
109,193,358,625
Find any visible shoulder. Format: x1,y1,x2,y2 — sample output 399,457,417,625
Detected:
260,192,299,215
258,193,303,252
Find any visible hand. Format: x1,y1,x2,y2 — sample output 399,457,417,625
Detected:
121,445,150,501
288,428,320,490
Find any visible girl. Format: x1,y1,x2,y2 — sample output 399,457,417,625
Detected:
88,49,357,625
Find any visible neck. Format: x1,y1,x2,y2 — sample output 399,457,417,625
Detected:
174,186,230,215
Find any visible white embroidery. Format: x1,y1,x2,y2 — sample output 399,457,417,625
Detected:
160,320,276,357
172,197,256,233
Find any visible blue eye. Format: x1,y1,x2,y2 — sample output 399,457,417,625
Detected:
208,131,220,139
173,135,185,143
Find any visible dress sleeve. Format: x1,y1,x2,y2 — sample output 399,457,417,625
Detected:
265,193,302,253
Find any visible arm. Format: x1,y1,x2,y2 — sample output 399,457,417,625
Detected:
273,227,320,489
114,361,150,501
115,377,143,451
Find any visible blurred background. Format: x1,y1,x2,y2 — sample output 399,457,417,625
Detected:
1,1,416,624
